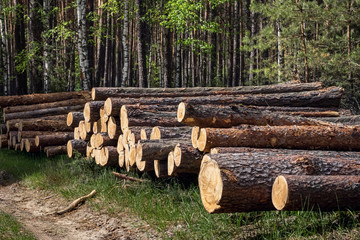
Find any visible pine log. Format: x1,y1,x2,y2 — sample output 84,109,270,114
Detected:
0,91,90,108
154,160,168,178
99,107,109,123
287,111,339,118
94,133,117,148
1,124,7,134
124,144,131,172
8,131,18,146
20,139,26,151
167,151,175,176
4,105,84,122
191,127,200,149
67,139,87,158
197,125,360,152
100,117,107,133
14,143,21,151
120,106,183,131
4,98,87,114
0,134,8,148
74,127,80,140
173,142,203,172
83,101,104,122
319,115,360,125
92,82,323,100
6,115,67,132
178,103,336,128
11,135,18,148
86,144,94,158
44,145,67,158
247,105,339,113
92,119,100,134
118,150,125,168
150,126,192,140
107,116,121,139
18,131,65,141
272,175,360,211
198,152,360,213
19,119,73,132
25,138,40,152
126,127,150,145
79,121,90,141
35,133,74,147
67,112,84,127
99,146,119,167
117,135,124,153
128,144,137,167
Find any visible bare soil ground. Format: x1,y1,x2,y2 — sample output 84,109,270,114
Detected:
0,172,159,240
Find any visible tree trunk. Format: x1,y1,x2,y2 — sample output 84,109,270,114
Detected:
150,126,192,140
318,116,360,125
99,146,118,167
94,133,117,148
83,101,105,122
107,116,121,139
172,142,202,174
154,159,168,178
25,138,40,152
35,133,74,147
77,0,90,90
199,152,360,213
67,139,87,158
19,131,69,141
67,112,84,127
272,175,360,211
19,119,74,132
121,0,129,87
197,125,360,152
44,145,67,158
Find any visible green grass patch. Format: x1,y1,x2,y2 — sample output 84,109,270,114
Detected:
1,149,360,239
0,212,36,240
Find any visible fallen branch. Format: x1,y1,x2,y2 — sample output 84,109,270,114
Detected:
55,190,97,215
111,171,145,183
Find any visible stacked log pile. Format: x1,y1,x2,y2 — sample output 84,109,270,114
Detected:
0,91,91,156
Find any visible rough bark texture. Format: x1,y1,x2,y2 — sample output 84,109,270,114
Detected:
19,119,73,132
91,82,323,100
150,126,192,140
178,103,335,128
18,131,62,141
67,139,87,158
0,134,8,148
35,133,74,147
6,115,67,132
1,124,7,134
0,91,90,108
100,146,119,167
272,175,360,211
67,112,84,127
173,142,203,169
198,125,360,152
154,160,168,178
83,101,105,122
44,145,67,158
25,138,40,152
319,115,360,125
199,152,360,213
4,105,84,122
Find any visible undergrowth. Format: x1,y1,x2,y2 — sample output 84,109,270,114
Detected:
1,149,360,239
0,211,36,240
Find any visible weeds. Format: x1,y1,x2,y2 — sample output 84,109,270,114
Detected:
0,211,36,240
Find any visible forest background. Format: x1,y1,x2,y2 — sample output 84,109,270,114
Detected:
0,0,359,111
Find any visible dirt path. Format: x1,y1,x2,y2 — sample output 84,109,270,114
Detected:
0,179,159,240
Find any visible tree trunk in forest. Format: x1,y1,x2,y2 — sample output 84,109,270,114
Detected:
121,0,129,87
272,175,360,211
0,1,8,95
77,0,90,90
199,152,360,213
163,28,171,88
135,0,147,88
15,0,27,95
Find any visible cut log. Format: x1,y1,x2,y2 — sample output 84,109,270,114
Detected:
0,134,8,148
44,146,67,158
93,119,100,134
94,133,117,148
6,115,67,132
83,101,105,122
117,135,124,153
167,151,175,176
86,144,94,158
177,103,336,128
118,150,125,168
79,121,90,141
67,112,84,127
92,82,323,100
25,138,40,152
18,131,60,141
99,107,109,123
197,125,360,152
11,134,18,147
14,143,21,151
246,105,339,113
35,133,74,147
67,139,87,158
198,152,360,213
286,111,339,118
4,105,84,122
319,115,360,125
19,119,73,132
100,117,107,133
150,126,192,140
173,142,202,173
120,106,183,132
74,127,80,140
107,116,121,139
272,175,360,211
154,160,168,178
1,124,7,134
125,127,150,145
0,91,90,108
4,98,87,114
191,127,200,148
124,144,131,172
93,149,102,164
20,139,26,151
100,146,119,167
128,144,137,167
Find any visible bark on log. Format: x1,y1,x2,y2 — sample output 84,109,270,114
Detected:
20,139,26,151
199,152,360,213
272,175,360,211
108,103,178,118
4,98,87,114
1,124,7,134
44,145,67,158
18,131,61,141
83,101,105,122
35,133,74,147
197,125,360,152
177,103,336,128
0,134,8,148
67,112,84,127
286,111,339,118
154,160,168,178
319,116,360,125
6,115,67,132
91,82,323,100
107,116,121,139
173,142,203,173
25,138,40,152
14,143,21,151
150,126,192,140
96,87,343,108
4,105,84,122
19,119,74,132
0,91,91,108
67,139,87,158
79,121,90,141
94,133,118,148
100,146,119,167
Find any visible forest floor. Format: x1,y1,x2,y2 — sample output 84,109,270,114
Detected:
0,172,159,240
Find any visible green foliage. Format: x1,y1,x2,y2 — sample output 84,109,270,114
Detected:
0,212,37,240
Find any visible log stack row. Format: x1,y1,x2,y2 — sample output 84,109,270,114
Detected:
0,91,91,157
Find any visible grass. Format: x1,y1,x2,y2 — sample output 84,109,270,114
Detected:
0,212,36,240
1,149,360,239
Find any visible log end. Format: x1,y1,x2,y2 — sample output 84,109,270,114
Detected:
177,102,187,123
191,127,200,149
120,106,128,132
34,136,40,147
86,144,93,158
140,128,148,140
104,98,112,116
99,148,107,166
83,102,91,122
167,151,175,176
118,150,125,168
25,139,31,153
67,112,73,127
150,127,161,140
117,135,124,153
198,155,223,213
129,144,137,166
135,142,143,169
272,175,289,211
124,144,130,172
197,128,208,152
108,117,119,139
67,140,73,158
173,144,182,167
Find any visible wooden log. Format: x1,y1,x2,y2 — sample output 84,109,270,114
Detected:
67,112,84,127
198,152,360,213
126,127,150,145
286,111,339,118
79,121,90,141
1,124,7,134
124,144,131,172
107,116,121,139
0,134,8,148
99,146,119,167
67,139,87,158
19,119,73,132
173,142,203,173
191,127,200,149
93,149,102,164
6,115,67,132
35,133,74,147
167,151,175,176
99,107,109,123
44,146,67,158
18,131,65,141
20,139,26,151
177,103,336,128
25,138,40,152
272,175,360,211
117,134,124,153
154,160,168,178
0,91,90,108
319,115,360,125
4,105,84,122
92,119,100,134
150,126,192,140
86,144,94,158
92,82,323,100
95,133,117,148
128,144,137,167
8,131,18,147
246,105,339,113
120,106,183,132
4,98,87,114
118,150,125,168
100,117,107,133
83,101,104,122
14,143,21,151
74,127,80,140
197,125,360,152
